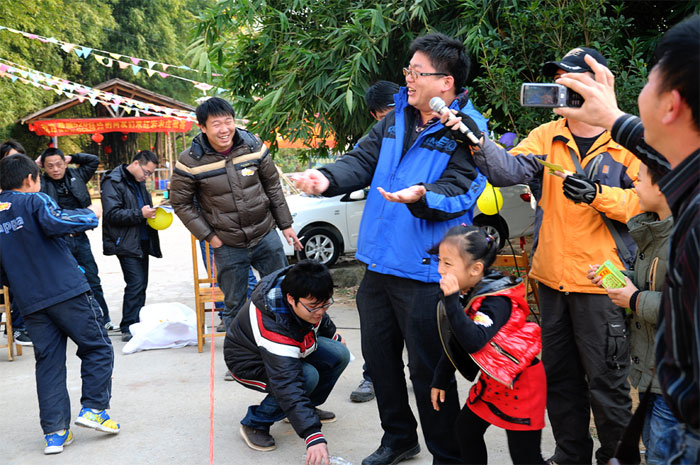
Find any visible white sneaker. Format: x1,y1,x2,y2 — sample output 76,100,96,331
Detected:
104,321,120,332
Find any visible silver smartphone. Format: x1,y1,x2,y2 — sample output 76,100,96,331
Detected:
520,83,583,108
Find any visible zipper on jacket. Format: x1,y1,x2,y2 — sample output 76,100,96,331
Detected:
489,341,521,365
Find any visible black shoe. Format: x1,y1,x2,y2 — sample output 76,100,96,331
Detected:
13,329,33,346
240,425,276,451
350,379,375,402
283,407,336,424
121,332,132,342
216,320,226,332
362,444,421,465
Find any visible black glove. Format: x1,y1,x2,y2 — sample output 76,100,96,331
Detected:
563,174,599,204
445,110,483,147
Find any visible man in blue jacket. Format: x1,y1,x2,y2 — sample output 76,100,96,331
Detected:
294,33,488,465
40,148,116,331
0,154,119,455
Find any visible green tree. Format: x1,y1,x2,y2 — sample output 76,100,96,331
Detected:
193,0,696,155
0,0,212,158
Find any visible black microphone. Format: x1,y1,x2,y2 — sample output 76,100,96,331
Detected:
429,97,481,146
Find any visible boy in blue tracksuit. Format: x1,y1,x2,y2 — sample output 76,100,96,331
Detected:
0,154,120,455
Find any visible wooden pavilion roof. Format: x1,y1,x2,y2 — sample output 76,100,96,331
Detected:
20,78,195,124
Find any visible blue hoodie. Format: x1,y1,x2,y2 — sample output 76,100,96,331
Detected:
0,191,98,315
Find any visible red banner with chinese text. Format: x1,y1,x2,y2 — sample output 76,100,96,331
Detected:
28,117,193,136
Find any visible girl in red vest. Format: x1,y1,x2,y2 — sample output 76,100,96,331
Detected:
431,224,546,464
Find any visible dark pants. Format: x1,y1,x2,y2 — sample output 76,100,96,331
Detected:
214,230,287,329
455,405,545,465
66,233,111,323
199,240,258,310
117,241,150,334
241,337,350,430
356,271,461,464
539,284,632,464
23,293,114,434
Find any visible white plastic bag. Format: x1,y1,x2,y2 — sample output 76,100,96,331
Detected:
122,302,197,354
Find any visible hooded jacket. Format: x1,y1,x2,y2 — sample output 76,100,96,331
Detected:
0,191,97,315
625,212,673,394
318,88,488,283
101,164,161,258
223,266,340,448
170,129,293,248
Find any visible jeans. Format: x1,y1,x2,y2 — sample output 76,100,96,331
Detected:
661,424,700,465
66,233,111,323
539,284,632,465
642,394,681,465
356,270,462,464
199,240,258,311
117,241,150,334
23,293,114,434
241,337,349,430
213,230,287,329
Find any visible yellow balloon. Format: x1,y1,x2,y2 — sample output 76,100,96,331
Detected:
147,207,173,230
476,183,504,215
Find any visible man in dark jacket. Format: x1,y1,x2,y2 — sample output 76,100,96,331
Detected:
40,148,116,331
224,260,349,465
101,150,162,342
170,97,301,331
294,33,488,465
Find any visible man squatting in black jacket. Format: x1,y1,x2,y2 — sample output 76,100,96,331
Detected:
224,260,350,465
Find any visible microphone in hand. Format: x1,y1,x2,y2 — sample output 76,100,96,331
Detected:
429,97,482,147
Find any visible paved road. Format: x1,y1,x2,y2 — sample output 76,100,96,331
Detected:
0,215,563,465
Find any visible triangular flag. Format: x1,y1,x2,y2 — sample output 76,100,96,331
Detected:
47,37,59,44
130,64,142,75
194,82,214,92
130,57,141,65
124,106,132,115
64,91,75,98
161,64,170,71
146,69,156,77
109,53,122,60
134,109,140,117
95,55,113,67
118,60,129,70
10,75,18,82
146,60,156,69
77,95,86,103
110,104,120,113
81,47,92,58
158,72,169,78
89,98,98,106
0,64,7,73
53,88,63,95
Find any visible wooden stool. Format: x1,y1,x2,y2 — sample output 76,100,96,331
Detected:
0,286,23,361
191,235,227,353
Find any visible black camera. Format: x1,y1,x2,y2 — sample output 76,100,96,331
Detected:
520,83,583,108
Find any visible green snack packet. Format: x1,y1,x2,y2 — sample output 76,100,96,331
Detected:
594,260,626,289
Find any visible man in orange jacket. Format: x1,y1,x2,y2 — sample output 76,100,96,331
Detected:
439,47,640,465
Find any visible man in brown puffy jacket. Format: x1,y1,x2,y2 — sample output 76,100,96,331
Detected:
170,97,301,330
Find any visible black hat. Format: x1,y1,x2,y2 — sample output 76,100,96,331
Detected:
542,47,608,77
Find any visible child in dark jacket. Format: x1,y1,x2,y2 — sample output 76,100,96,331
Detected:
431,224,545,464
0,154,119,455
587,162,677,464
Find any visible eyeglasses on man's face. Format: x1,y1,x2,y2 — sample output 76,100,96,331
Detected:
402,67,448,80
298,296,334,313
139,163,154,177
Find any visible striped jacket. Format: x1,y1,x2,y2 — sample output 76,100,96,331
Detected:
170,129,293,248
0,190,97,315
223,266,339,448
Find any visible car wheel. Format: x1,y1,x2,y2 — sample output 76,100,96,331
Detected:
299,227,341,267
473,214,509,251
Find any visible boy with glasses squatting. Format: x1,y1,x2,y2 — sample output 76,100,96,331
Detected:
223,260,350,465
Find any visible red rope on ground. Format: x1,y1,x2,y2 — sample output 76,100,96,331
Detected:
209,255,217,465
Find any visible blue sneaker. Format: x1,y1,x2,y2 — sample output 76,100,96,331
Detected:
44,429,73,454
75,407,120,434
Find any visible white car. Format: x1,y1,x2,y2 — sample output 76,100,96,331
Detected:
278,185,536,267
